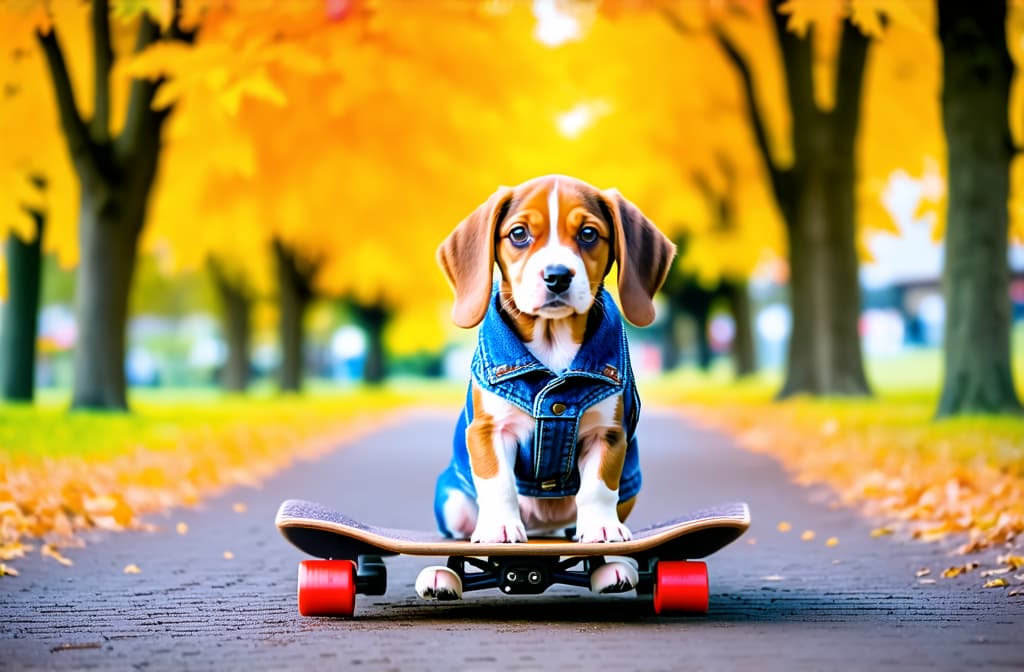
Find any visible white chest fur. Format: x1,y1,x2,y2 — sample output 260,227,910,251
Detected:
525,318,581,375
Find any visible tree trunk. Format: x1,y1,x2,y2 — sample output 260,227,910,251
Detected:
1,211,45,402
710,4,873,399
209,260,251,392
661,302,681,371
694,305,712,372
70,190,142,410
936,2,1021,416
779,148,870,396
274,240,314,392
350,300,390,384
36,6,191,410
724,280,756,377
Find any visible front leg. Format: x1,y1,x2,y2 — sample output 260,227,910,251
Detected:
575,425,631,543
466,388,527,543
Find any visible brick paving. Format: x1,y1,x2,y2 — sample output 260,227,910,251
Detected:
2,409,1022,671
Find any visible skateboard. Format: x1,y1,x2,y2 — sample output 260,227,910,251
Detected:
276,498,750,617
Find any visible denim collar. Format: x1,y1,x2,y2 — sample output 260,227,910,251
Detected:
475,286,627,387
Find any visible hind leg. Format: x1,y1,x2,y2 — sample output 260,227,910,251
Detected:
436,488,478,539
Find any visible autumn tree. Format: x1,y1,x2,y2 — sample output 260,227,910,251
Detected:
703,0,873,398
207,257,252,392
935,1,1022,416
0,177,46,402
32,0,193,409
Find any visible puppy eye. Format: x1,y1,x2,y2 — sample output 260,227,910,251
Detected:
578,226,599,245
508,225,532,247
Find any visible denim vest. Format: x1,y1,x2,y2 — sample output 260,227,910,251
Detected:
440,287,642,503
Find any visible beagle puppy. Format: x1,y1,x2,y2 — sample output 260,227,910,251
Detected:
432,173,675,553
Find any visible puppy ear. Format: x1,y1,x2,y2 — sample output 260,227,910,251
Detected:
603,189,676,327
437,187,514,328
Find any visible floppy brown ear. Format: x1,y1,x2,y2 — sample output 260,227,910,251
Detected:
603,189,676,327
437,187,514,328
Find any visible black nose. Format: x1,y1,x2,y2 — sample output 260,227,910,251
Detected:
543,264,573,295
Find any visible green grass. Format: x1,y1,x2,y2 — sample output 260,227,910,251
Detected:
0,382,464,464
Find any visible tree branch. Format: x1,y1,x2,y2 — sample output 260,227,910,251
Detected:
770,0,816,134
831,18,871,155
714,27,789,211
117,13,163,158
36,27,92,165
91,0,113,143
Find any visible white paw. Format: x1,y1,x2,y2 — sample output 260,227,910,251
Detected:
590,560,639,594
415,566,463,601
575,519,632,543
471,514,527,543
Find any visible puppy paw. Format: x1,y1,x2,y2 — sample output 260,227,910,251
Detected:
415,566,463,601
575,519,632,543
471,515,527,543
590,560,639,594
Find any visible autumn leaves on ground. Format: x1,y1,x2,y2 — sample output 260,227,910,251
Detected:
0,387,460,576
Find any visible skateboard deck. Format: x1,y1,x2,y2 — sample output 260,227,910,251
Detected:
276,498,750,560
276,498,750,618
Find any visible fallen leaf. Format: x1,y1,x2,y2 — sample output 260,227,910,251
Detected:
1009,588,1023,597
123,564,141,574
916,568,931,577
825,537,839,547
0,542,33,561
980,567,1012,578
41,544,73,567
918,578,936,585
996,554,1024,570
942,562,979,579
801,530,816,541
871,526,894,537
983,578,1009,588
223,551,235,560
0,562,19,577
232,503,247,514
176,522,188,536
777,521,791,533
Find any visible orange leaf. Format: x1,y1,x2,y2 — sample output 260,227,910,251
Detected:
41,544,73,567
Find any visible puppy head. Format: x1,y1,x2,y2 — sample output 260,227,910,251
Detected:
438,175,676,328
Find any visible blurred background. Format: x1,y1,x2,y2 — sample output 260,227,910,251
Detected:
1,0,1022,417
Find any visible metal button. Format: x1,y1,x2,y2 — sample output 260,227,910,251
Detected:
551,402,567,415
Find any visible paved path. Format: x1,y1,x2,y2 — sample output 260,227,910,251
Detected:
2,410,1022,671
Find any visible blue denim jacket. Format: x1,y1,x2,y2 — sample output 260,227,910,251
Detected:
433,287,642,535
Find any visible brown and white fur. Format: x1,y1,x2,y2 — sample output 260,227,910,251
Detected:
436,175,676,548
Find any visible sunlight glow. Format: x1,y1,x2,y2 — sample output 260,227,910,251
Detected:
556,100,611,139
533,0,581,47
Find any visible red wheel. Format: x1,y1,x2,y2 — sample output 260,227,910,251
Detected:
653,561,708,615
298,560,356,617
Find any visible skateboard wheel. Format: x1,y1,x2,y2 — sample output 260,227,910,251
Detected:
298,560,356,617
653,561,708,615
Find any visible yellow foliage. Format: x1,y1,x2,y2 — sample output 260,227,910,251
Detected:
3,0,1019,337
